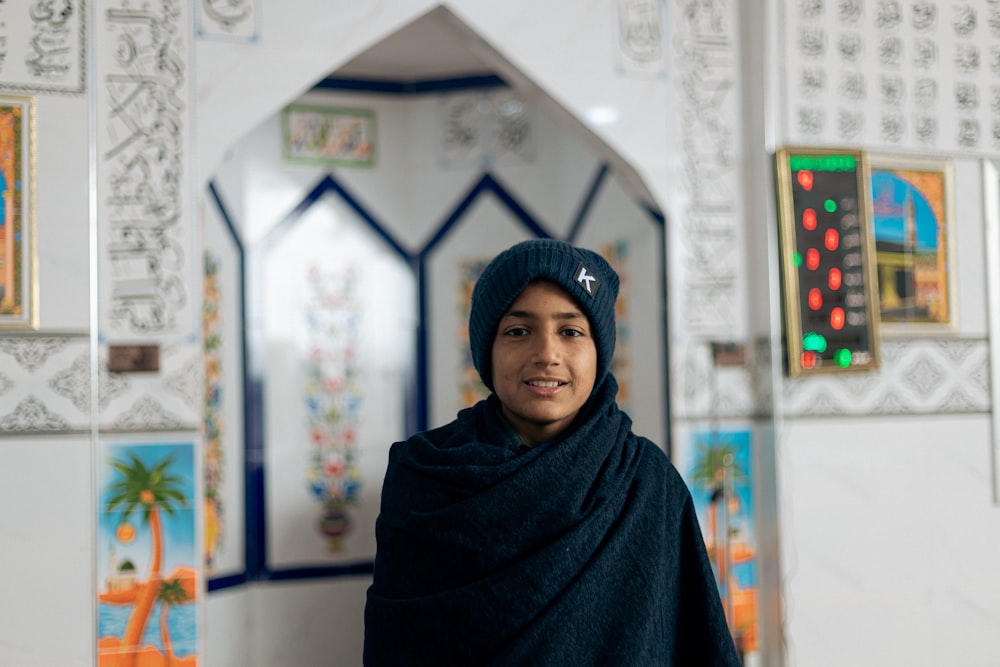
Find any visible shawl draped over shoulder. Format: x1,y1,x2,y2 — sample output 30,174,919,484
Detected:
364,377,740,666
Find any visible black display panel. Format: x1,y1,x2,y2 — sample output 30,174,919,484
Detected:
775,147,881,376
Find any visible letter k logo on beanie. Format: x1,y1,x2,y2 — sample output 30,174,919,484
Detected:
575,263,600,297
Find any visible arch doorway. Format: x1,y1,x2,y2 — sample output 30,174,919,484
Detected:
200,4,669,586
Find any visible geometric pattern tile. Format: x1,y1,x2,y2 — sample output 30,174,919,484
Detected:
0,335,90,434
782,338,990,417
0,395,72,433
107,393,188,431
98,341,202,431
0,337,70,371
164,342,204,413
671,337,991,421
670,339,760,420
0,335,202,434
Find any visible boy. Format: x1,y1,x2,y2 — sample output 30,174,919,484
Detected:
365,239,740,665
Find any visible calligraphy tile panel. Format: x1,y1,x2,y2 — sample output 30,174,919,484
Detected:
669,0,746,337
196,0,259,42
0,0,86,94
96,1,197,342
781,0,1000,156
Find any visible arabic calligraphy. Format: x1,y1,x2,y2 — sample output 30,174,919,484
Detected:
0,0,85,94
98,1,194,339
672,0,743,335
616,0,665,74
196,0,257,42
783,0,1000,155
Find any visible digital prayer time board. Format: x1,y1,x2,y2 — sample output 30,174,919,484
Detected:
775,148,881,376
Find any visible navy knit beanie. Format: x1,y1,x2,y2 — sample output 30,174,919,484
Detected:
470,239,620,392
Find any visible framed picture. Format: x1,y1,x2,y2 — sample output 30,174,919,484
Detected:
869,154,956,333
282,104,376,167
0,95,37,331
97,437,201,665
672,425,760,661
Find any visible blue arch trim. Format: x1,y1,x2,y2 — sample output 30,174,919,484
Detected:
420,172,552,256
565,163,609,244
259,174,410,264
313,74,508,95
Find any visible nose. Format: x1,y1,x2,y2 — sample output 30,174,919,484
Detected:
532,331,561,364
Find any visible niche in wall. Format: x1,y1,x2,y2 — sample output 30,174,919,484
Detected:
203,5,669,584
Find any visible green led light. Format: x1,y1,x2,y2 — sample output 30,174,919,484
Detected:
824,199,837,213
788,154,857,171
802,331,828,353
792,252,802,267
835,348,852,368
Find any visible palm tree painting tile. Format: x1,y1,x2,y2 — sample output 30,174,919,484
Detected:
98,441,199,667
678,429,759,660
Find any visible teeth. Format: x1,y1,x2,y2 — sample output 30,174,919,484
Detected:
528,380,561,388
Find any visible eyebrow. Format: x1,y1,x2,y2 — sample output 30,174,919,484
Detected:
502,309,584,320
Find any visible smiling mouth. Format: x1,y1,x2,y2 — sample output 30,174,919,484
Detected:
527,379,566,388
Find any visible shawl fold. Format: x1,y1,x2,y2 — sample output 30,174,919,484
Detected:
364,377,740,666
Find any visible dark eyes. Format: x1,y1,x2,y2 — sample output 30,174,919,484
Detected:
501,326,585,337
503,326,530,337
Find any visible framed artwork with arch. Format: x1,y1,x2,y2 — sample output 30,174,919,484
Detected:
869,154,956,334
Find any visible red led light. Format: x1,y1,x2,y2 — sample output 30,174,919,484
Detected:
828,267,842,290
808,287,822,310
825,228,840,250
797,170,814,191
801,350,817,368
830,307,845,330
802,208,817,231
806,248,820,270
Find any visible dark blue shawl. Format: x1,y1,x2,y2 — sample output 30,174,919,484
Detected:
364,377,740,666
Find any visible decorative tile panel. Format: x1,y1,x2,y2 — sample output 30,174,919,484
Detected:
196,0,259,42
0,0,86,94
0,395,71,432
98,342,202,431
780,0,1000,156
0,334,201,434
0,335,89,433
673,336,991,420
96,1,196,343
669,0,745,337
783,337,990,417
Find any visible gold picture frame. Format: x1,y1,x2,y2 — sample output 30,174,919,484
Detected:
0,94,37,331
774,147,881,376
869,154,957,334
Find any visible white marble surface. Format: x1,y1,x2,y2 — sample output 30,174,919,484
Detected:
779,414,1000,666
33,94,90,333
237,577,369,666
0,437,94,667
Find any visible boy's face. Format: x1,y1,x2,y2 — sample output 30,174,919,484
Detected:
490,281,597,446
